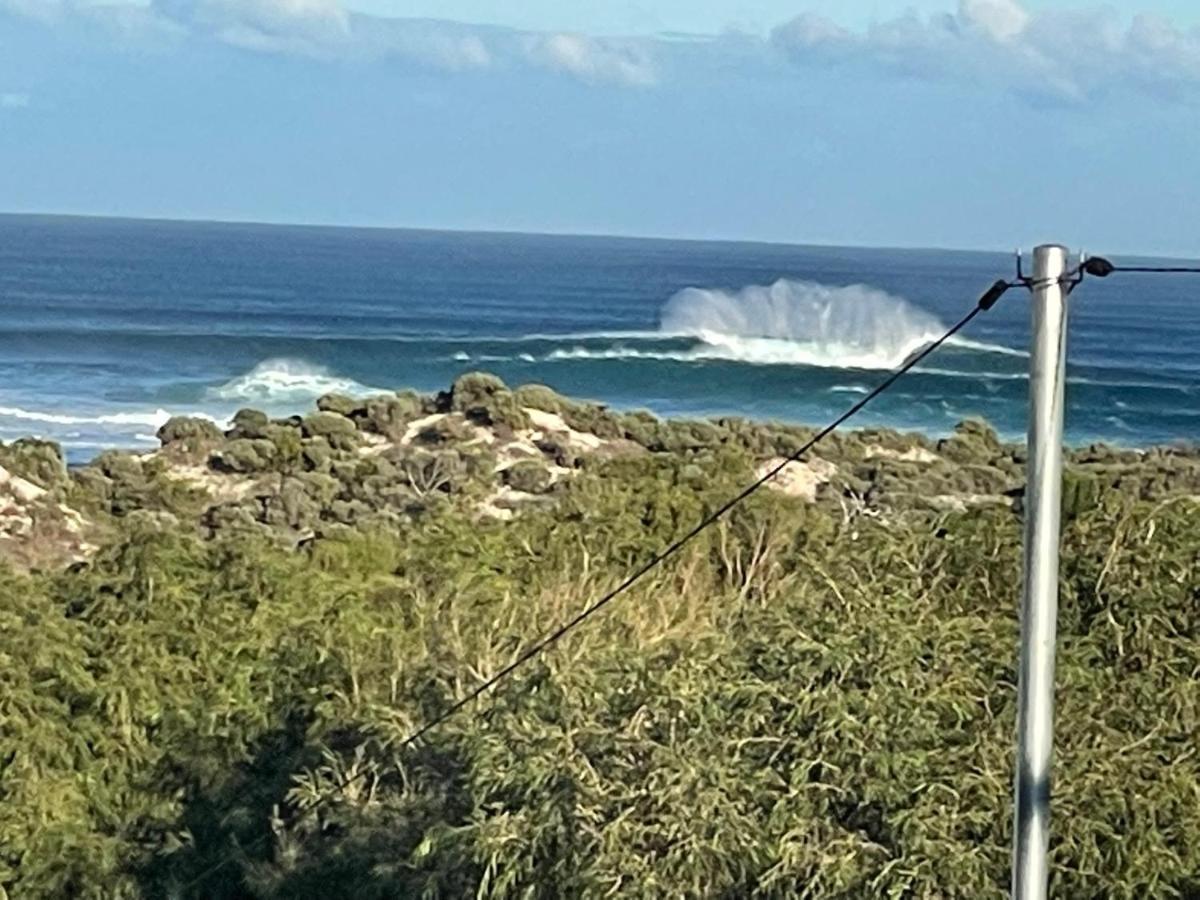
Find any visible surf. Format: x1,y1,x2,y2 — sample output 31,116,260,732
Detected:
208,358,383,404
658,278,1021,370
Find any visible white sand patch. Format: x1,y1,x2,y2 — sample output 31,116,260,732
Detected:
401,413,447,446
866,445,941,464
0,465,47,503
757,457,838,502
162,465,258,503
525,408,603,451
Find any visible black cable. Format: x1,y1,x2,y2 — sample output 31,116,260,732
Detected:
179,283,1009,892
1106,266,1200,274
1082,257,1200,278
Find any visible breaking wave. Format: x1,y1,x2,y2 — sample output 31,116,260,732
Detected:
209,358,381,404
659,280,944,370
0,405,177,429
654,279,1023,369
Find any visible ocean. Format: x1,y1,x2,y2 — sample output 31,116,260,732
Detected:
1,214,1197,464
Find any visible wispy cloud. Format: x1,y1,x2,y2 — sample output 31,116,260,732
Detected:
771,0,1200,103
1,92,31,109
524,33,656,87
151,0,350,56
1,1,656,86
6,0,1198,100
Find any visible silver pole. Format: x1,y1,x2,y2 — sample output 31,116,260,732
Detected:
1012,244,1070,899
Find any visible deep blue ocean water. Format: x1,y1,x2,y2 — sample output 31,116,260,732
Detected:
1,214,1197,463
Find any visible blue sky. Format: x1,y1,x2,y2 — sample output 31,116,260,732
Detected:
1,0,1199,255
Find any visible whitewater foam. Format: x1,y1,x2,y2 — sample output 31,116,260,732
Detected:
0,405,177,429
659,279,949,371
210,358,382,404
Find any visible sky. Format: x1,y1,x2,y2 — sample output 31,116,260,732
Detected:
1,0,1199,256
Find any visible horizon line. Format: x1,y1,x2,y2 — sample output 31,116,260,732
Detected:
1,209,1195,264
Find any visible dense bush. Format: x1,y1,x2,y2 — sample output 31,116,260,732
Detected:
1,435,1198,899
4,376,1200,898
157,417,225,460
502,460,553,494
0,437,68,488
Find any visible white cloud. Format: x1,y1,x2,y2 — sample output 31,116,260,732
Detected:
961,0,1030,42
151,0,350,55
771,1,1200,103
525,33,656,87
1,92,31,108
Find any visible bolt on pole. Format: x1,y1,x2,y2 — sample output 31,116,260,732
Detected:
1012,244,1070,900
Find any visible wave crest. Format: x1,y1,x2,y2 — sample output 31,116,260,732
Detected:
0,405,176,429
660,279,949,370
210,358,380,404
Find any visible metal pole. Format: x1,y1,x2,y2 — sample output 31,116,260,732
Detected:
1012,244,1070,899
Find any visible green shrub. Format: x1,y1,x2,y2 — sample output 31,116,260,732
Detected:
536,436,578,469
157,416,224,453
0,438,67,488
352,392,424,440
447,371,507,411
5,376,1200,900
316,393,363,418
213,438,278,474
445,372,531,432
415,415,476,447
939,418,1003,465
503,460,553,494
560,401,624,440
513,383,568,414
229,408,271,440
302,412,359,446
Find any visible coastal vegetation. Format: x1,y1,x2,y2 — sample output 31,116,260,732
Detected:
1,374,1198,898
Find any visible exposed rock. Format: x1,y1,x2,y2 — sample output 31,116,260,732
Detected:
759,457,839,502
